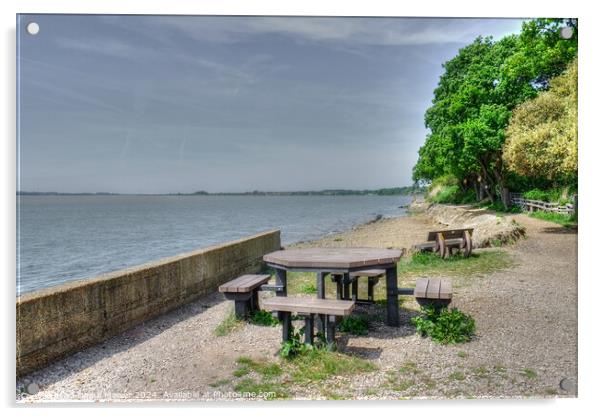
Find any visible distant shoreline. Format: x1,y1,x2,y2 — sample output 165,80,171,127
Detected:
17,187,423,197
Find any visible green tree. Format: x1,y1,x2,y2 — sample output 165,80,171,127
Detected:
413,18,577,206
503,59,577,183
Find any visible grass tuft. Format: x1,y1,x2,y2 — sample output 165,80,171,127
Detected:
290,348,376,383
214,311,244,337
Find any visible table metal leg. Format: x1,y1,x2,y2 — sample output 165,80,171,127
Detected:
304,315,314,345
282,312,292,341
343,273,350,300
386,265,400,327
316,271,328,335
275,268,287,297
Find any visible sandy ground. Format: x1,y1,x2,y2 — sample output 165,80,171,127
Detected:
16,211,577,402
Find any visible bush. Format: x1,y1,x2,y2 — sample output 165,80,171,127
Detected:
280,327,311,358
411,305,475,344
523,188,550,201
338,315,369,336
431,185,461,203
249,310,280,326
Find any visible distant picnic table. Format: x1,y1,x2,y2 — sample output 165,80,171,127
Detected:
263,247,403,327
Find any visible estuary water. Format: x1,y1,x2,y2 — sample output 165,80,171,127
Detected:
17,194,411,295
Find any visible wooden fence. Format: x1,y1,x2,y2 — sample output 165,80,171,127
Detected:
510,193,576,215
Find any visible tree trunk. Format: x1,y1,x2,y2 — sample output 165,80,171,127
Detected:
492,157,510,209
477,157,497,202
473,180,481,201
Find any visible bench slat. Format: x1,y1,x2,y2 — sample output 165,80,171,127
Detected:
219,274,271,293
261,297,354,316
414,278,429,298
220,275,257,293
426,278,441,299
414,277,453,300
439,279,453,300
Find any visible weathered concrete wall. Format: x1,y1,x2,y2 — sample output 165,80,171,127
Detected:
16,230,281,376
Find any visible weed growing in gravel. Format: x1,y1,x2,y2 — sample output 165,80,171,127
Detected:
289,348,376,383
411,305,476,344
338,315,369,335
233,378,289,399
457,351,468,358
249,310,279,326
214,311,244,336
279,327,313,358
398,361,420,375
521,368,538,379
208,378,230,387
449,371,466,381
298,283,318,294
235,356,282,378
233,347,375,399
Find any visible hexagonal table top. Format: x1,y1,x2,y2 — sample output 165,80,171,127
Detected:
263,247,402,269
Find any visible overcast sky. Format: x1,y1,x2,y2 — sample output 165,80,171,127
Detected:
17,15,525,193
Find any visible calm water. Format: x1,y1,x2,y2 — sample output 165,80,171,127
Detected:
17,195,411,294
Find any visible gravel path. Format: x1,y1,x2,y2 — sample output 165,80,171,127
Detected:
17,212,577,401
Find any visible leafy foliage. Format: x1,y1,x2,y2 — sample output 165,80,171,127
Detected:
249,310,280,326
431,185,461,203
411,305,476,344
504,60,577,183
413,19,578,204
338,315,369,336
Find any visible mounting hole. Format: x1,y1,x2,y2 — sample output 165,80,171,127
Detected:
560,26,574,39
26,22,40,35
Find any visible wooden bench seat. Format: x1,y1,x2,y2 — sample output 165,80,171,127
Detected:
219,274,271,318
344,268,385,302
413,277,452,309
261,297,355,345
413,228,473,258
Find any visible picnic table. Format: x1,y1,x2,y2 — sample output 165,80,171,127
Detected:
263,247,403,327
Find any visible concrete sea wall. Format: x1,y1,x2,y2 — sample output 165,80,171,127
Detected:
16,229,281,376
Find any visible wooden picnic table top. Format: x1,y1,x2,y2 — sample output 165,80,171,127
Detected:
263,247,402,269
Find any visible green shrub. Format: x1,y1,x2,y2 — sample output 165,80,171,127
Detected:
411,305,475,344
338,315,369,336
432,185,461,203
458,189,477,204
249,310,280,326
523,188,549,201
280,327,314,358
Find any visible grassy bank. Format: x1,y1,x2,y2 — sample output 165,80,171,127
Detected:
529,211,577,228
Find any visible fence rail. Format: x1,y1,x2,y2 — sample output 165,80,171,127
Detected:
510,194,575,215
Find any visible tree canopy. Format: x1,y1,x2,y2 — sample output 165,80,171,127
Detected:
412,18,577,204
503,59,577,183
